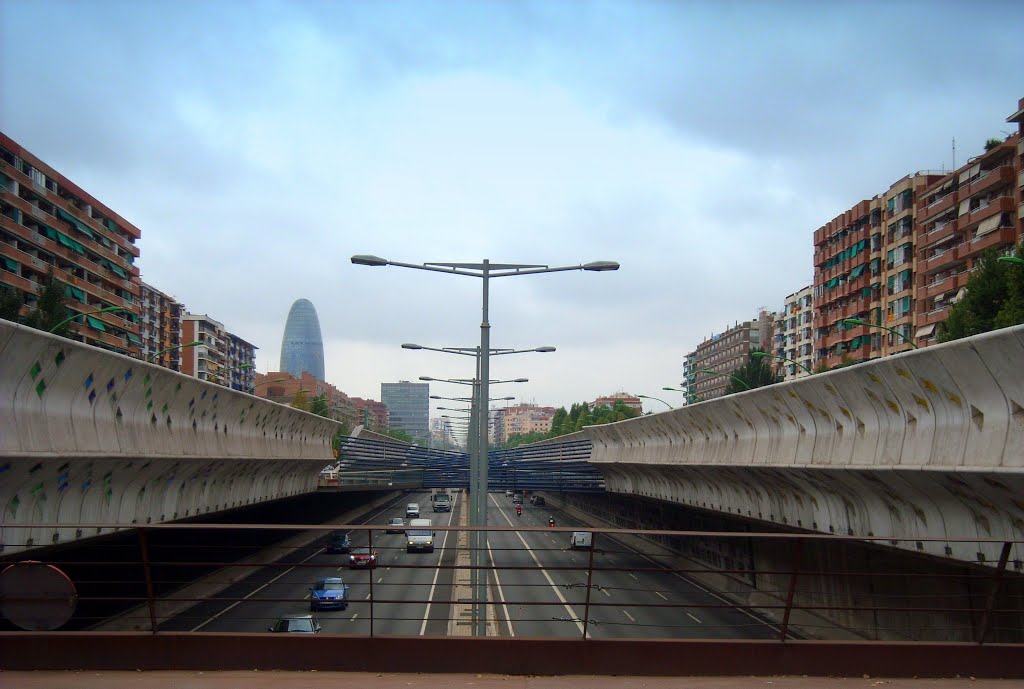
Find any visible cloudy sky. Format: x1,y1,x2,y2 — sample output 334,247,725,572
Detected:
1,0,1021,416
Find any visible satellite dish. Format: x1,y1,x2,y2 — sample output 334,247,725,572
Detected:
0,561,77,631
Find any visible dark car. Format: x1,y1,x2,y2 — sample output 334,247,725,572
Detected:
327,532,352,553
512,494,523,504
269,615,321,633
531,496,545,506
348,546,378,569
309,577,349,611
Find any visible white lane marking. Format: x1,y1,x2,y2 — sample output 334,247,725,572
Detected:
419,489,460,636
191,545,326,631
485,536,515,637
489,494,584,636
352,613,359,620
655,591,668,600
336,567,344,571
606,535,783,635
628,573,638,581
687,612,702,623
377,577,383,583
623,610,635,622
365,593,371,600
601,588,611,598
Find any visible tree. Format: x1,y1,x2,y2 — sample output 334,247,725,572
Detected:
309,394,331,417
290,389,310,411
379,427,415,444
0,285,23,322
984,138,1002,152
22,270,71,337
724,348,782,394
938,247,1024,342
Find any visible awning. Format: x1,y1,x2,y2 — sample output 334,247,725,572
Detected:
975,214,1002,237
951,288,968,304
56,232,85,255
56,208,95,239
958,200,971,216
126,332,142,345
63,284,86,302
915,324,937,339
958,164,980,184
86,316,107,332
109,262,128,279
850,263,867,278
1,256,17,271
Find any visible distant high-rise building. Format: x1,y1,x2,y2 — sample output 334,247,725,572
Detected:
139,282,184,371
180,313,257,391
685,311,773,401
280,298,325,381
381,381,429,442
773,286,814,381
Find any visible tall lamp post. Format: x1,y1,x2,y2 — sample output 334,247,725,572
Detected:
147,340,203,363
637,394,672,410
841,317,917,349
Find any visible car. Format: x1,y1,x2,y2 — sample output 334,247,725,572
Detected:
386,517,406,534
505,490,514,496
309,577,349,611
326,531,352,553
406,503,420,518
348,546,378,569
269,615,321,633
512,495,523,504
531,496,545,507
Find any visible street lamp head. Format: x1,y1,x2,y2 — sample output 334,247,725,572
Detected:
662,387,678,391
351,254,389,266
418,376,435,381
842,318,867,327
512,378,529,383
582,261,620,272
751,352,768,358
535,346,556,353
499,396,515,400
401,343,424,350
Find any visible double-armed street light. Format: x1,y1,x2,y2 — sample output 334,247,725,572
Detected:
353,253,618,636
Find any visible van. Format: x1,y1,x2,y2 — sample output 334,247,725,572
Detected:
406,503,420,518
432,493,451,512
406,518,435,553
570,531,593,550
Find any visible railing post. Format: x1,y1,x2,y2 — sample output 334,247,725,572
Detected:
368,527,375,638
136,527,158,634
778,538,802,642
977,541,1012,645
581,533,596,640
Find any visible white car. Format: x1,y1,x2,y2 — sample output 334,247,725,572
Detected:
386,517,405,534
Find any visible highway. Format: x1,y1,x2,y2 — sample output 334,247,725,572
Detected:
159,490,777,639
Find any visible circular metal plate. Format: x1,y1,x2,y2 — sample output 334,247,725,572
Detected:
0,561,78,631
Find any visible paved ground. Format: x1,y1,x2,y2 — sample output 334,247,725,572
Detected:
3,671,1018,688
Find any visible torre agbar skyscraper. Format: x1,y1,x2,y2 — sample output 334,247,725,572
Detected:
280,298,325,381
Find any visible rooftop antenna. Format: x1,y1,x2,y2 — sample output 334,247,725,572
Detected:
952,137,956,171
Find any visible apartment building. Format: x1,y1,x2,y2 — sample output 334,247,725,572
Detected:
138,282,184,370
687,311,773,401
812,173,944,367
0,132,142,355
591,393,643,414
500,403,556,441
773,285,814,381
915,131,1021,344
680,351,697,403
180,314,256,390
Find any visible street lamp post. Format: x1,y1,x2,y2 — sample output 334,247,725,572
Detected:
49,305,127,333
662,386,701,404
637,394,672,410
697,369,751,391
841,317,917,349
997,256,1024,266
147,340,203,364
248,377,287,394
751,351,813,375
204,363,255,388
355,254,617,636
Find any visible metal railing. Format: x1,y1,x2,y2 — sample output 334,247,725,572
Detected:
2,519,1022,645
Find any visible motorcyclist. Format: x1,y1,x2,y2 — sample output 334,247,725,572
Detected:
516,504,522,517
548,516,555,527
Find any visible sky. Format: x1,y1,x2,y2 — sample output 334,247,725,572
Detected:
1,0,1021,418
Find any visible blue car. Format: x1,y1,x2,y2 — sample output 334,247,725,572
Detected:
309,577,349,611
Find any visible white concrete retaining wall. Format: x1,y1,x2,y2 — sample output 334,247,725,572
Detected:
583,325,1024,566
0,320,340,556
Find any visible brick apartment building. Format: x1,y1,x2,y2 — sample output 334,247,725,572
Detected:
773,285,814,381
252,371,389,430
138,282,184,371
180,314,257,391
499,403,557,442
1,132,142,355
683,311,773,401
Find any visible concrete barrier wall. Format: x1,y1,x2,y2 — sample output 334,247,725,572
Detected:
0,319,339,555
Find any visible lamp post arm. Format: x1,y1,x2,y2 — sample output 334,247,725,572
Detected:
841,318,918,349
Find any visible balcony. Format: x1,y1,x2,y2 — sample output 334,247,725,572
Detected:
919,304,951,327
920,271,970,300
919,242,966,275
963,195,1015,230
964,226,1018,257
966,165,1016,197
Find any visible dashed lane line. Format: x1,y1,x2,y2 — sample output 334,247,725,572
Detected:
655,591,668,600
623,610,636,622
485,536,515,637
687,612,702,624
419,489,460,636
